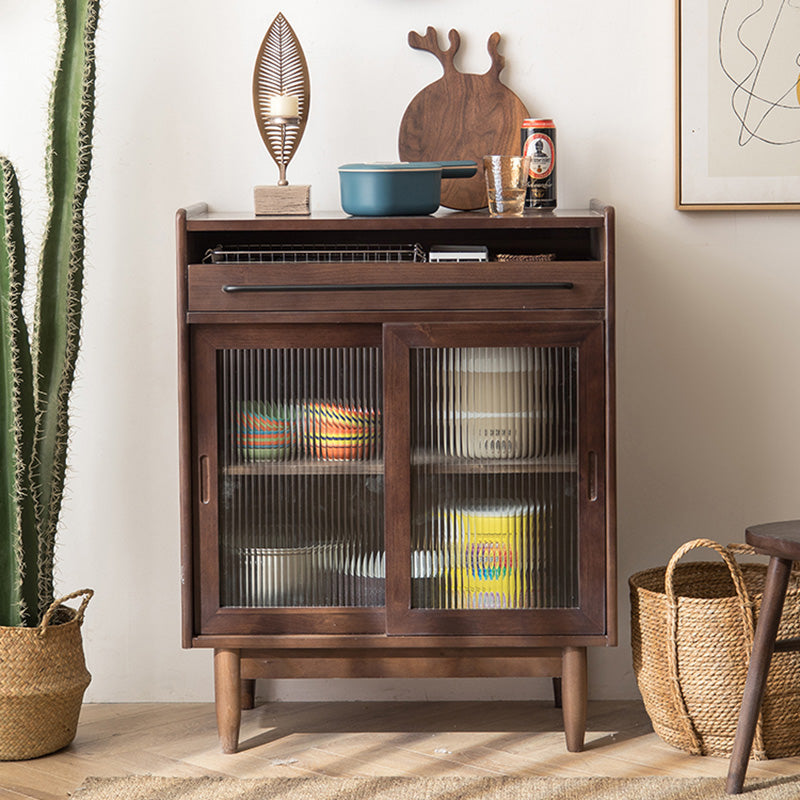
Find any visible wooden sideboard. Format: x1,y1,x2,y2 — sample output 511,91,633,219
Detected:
176,203,616,753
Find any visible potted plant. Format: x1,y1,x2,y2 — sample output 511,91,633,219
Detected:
0,0,100,761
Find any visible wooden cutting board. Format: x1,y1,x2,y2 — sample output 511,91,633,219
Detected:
398,28,529,211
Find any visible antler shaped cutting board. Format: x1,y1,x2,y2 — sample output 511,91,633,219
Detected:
398,28,529,211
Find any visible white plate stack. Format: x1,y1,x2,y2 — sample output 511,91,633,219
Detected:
441,347,552,459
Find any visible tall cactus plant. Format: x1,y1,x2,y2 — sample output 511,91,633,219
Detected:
0,0,100,627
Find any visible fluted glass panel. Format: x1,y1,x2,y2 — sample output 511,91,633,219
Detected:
218,347,384,607
410,347,578,610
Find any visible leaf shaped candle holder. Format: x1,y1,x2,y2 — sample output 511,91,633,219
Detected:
252,13,310,187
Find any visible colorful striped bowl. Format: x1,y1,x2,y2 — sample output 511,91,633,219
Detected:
304,402,380,460
236,402,295,460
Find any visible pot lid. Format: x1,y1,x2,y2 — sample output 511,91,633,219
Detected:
338,160,476,174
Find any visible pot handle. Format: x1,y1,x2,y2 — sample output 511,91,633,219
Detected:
39,588,94,633
438,160,477,178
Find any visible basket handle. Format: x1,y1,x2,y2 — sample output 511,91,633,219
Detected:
727,542,757,557
729,541,800,575
664,539,762,755
665,539,752,612
38,588,94,634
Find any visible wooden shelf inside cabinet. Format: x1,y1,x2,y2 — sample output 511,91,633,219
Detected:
411,451,578,474
176,204,616,757
225,459,384,476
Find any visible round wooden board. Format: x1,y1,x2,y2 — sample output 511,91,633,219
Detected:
398,29,529,211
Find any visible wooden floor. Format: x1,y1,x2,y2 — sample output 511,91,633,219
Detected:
2,700,800,799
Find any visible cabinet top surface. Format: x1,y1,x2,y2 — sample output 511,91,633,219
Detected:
181,206,611,232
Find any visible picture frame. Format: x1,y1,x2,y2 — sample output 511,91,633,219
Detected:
675,0,800,210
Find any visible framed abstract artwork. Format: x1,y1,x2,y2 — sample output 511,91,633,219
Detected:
676,0,800,210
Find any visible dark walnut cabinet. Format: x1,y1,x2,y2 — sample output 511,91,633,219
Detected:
176,202,616,754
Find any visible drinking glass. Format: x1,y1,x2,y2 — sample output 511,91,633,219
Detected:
483,155,530,216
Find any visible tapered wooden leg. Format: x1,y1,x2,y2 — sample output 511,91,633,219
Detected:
241,678,256,710
552,677,563,709
726,557,792,794
561,646,587,752
214,648,242,754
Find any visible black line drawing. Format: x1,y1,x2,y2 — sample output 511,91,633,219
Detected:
718,0,800,146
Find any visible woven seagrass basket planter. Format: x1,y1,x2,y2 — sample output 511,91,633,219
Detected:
0,590,93,761
630,539,800,759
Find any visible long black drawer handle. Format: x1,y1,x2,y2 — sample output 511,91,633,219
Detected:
222,282,575,293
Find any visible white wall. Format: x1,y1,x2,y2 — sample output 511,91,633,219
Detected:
1,0,798,703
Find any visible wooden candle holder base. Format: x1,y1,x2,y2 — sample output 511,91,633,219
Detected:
254,185,310,216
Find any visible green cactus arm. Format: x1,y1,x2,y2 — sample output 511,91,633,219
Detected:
0,157,36,627
32,0,100,621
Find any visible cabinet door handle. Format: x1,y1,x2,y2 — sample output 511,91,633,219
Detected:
199,455,211,505
588,451,599,502
222,282,575,293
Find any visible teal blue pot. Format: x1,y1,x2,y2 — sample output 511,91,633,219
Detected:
338,161,476,216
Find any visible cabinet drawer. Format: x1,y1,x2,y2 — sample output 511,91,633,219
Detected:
187,262,606,312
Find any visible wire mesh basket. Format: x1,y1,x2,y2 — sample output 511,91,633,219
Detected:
204,243,427,264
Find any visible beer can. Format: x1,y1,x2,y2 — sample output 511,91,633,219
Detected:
521,119,556,209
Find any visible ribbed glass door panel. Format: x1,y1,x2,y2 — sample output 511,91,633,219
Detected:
410,347,578,610
217,347,384,607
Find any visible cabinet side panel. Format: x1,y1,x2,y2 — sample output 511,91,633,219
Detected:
177,208,194,648
603,205,617,645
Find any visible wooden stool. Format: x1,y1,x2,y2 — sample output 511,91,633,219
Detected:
726,520,800,794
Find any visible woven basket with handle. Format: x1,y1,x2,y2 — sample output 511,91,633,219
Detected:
630,539,800,759
0,589,93,761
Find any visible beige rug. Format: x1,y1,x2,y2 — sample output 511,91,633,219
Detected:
70,775,800,799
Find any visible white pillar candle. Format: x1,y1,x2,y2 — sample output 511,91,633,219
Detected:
269,94,299,117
